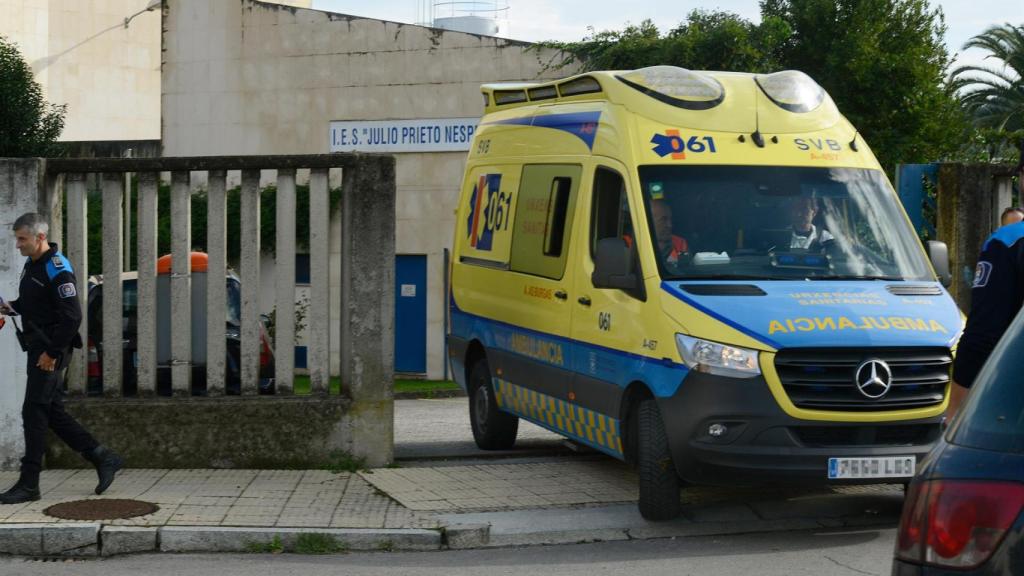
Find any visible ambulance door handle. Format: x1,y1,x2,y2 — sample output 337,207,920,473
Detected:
554,290,568,300
577,296,592,306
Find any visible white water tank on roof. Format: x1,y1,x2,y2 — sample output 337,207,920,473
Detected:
434,15,498,36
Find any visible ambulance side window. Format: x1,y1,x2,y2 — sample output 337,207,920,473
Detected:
509,164,582,280
590,167,633,257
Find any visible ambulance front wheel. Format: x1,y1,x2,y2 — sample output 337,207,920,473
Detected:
468,358,518,450
637,397,682,521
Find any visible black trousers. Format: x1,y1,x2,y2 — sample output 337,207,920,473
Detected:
20,349,98,485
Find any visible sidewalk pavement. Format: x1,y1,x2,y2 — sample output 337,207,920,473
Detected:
0,458,906,557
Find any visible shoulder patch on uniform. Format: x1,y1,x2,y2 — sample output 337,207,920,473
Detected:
973,261,993,288
984,221,1024,251
45,253,74,280
58,282,77,299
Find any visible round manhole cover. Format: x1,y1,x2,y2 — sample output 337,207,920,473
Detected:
44,499,159,521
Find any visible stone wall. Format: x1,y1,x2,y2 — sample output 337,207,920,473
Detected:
45,397,355,469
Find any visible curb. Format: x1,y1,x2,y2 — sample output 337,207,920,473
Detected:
0,524,444,557
393,390,466,400
0,514,897,557
159,527,441,553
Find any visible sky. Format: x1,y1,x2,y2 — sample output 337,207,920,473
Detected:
312,0,1021,72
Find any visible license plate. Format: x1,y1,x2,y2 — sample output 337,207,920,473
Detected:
828,456,915,479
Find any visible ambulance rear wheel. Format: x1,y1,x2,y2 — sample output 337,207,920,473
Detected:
469,358,518,450
637,397,681,521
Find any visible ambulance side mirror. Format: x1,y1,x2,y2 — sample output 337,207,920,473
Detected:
926,240,952,287
593,238,644,299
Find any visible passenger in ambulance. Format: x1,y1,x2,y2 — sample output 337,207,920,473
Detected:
786,196,835,252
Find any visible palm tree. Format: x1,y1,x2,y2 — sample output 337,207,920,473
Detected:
951,23,1024,131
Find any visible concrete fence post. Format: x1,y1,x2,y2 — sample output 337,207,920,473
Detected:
275,169,297,396
65,173,88,395
341,155,396,467
137,171,159,396
170,171,192,395
308,168,331,394
101,173,125,396
240,170,262,395
0,159,45,469
206,171,228,396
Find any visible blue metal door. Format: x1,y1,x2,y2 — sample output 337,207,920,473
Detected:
895,163,939,240
394,255,427,374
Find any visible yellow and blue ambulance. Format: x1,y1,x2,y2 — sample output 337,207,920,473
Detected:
447,66,962,520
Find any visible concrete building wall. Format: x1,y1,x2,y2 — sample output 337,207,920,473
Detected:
0,0,162,142
0,0,310,144
162,0,573,379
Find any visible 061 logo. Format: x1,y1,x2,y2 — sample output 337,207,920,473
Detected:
466,173,508,251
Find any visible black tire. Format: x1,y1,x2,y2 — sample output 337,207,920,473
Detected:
468,358,518,450
637,397,681,521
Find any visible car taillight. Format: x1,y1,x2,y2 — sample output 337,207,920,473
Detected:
87,337,101,377
896,480,1024,569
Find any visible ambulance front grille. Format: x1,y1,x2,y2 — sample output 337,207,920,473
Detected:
774,348,951,411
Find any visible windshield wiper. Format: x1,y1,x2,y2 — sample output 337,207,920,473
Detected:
807,275,902,281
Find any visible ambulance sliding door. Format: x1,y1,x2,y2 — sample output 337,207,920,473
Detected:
488,164,581,413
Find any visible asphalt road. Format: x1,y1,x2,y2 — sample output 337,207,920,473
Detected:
0,527,898,576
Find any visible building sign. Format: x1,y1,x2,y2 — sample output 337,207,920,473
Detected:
329,118,479,153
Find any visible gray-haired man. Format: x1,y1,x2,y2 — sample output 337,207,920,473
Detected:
0,213,123,504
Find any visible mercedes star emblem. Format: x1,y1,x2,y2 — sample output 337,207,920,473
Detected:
854,359,892,399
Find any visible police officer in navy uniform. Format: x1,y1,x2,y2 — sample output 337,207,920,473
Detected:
950,201,1024,416
0,213,123,504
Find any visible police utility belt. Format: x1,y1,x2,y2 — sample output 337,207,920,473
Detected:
10,316,52,353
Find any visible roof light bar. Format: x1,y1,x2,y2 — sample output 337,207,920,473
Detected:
558,76,602,97
616,66,724,110
755,70,825,113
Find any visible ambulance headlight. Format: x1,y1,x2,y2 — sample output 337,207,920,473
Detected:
616,66,725,110
754,70,825,113
675,334,761,378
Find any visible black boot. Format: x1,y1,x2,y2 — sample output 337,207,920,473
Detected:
0,476,40,505
83,446,123,495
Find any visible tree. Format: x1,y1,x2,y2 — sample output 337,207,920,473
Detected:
544,0,967,172
762,0,965,171
542,11,788,74
0,35,66,157
951,23,1024,132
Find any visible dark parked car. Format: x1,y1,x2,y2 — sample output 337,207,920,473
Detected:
893,310,1024,574
86,252,275,396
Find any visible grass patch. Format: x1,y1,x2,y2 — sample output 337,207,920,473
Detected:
395,379,459,396
295,533,348,555
291,376,458,397
245,535,283,554
323,450,366,473
292,375,342,395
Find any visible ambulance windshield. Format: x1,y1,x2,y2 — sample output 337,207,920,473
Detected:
637,166,934,281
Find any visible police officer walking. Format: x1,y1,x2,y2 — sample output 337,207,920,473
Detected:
0,213,123,504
